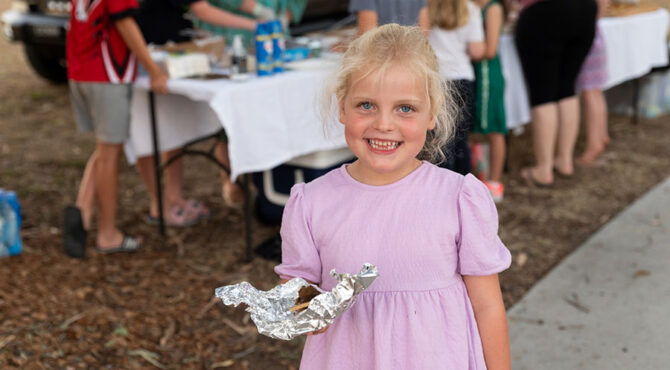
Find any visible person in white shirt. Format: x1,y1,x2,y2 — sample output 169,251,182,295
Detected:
427,0,485,175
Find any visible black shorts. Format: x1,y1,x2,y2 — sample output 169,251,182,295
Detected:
515,0,598,107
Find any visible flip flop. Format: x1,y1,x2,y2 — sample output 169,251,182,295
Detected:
63,205,87,259
95,235,142,254
145,205,199,227
520,167,553,189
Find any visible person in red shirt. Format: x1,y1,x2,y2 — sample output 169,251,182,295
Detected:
63,0,168,257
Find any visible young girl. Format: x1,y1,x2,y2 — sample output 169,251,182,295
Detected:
472,0,507,202
427,0,486,175
576,0,610,166
275,24,511,369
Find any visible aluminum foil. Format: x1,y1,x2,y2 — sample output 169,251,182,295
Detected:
216,263,379,340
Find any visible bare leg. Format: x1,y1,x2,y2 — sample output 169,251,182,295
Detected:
215,142,244,206
136,155,160,217
136,149,194,217
162,149,187,208
488,133,506,183
577,89,607,164
526,102,558,184
555,96,580,175
93,141,125,249
76,149,98,230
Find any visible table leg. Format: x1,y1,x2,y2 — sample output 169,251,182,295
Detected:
244,174,253,262
632,78,639,125
149,92,166,236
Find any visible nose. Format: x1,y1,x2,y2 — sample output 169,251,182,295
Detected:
372,111,394,132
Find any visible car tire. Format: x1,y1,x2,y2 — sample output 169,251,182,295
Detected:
24,45,67,84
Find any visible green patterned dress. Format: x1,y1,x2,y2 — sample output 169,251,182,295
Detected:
473,0,507,134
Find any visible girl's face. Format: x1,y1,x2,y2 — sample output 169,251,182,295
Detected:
339,64,436,185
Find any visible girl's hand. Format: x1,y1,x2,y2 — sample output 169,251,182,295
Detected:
307,326,329,336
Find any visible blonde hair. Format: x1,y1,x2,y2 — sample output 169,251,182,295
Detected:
428,0,470,30
323,24,457,164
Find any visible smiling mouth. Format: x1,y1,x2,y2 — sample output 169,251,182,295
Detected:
366,139,401,151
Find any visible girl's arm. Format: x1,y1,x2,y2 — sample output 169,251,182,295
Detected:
190,0,258,31
463,274,511,370
417,7,430,36
356,10,378,36
467,3,487,61
482,3,504,60
468,41,486,61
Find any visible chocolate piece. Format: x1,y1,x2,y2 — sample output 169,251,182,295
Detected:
291,285,321,312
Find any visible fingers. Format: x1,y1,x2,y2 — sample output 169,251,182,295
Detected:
150,74,169,94
307,326,329,336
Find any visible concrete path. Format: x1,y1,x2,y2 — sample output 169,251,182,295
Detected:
508,176,670,369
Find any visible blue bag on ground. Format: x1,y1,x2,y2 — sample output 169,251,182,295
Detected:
0,189,22,257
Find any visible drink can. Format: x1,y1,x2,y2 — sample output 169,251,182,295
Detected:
270,20,284,73
255,22,274,76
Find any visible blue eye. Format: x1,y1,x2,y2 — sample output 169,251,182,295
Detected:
359,102,373,110
399,105,413,113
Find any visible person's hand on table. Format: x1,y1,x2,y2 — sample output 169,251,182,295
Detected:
149,70,169,94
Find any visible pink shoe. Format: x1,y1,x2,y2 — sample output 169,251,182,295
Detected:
484,180,504,203
186,199,211,220
145,205,199,227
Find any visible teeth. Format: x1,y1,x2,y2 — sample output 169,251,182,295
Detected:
368,139,399,150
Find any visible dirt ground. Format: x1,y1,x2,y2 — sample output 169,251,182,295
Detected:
1,2,670,369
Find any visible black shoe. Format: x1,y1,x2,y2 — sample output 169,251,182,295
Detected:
63,205,87,259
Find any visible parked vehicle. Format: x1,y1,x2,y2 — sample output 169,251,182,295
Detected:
1,0,350,84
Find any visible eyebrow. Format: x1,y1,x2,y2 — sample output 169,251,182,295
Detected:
349,96,424,105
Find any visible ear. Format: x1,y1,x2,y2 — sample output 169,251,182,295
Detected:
338,100,347,125
427,115,436,130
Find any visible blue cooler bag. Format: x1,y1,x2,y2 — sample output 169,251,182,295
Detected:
253,148,354,225
0,189,22,257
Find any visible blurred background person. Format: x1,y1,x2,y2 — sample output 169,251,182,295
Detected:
194,0,308,48
134,0,258,226
576,0,610,166
427,0,486,175
472,0,507,202
349,0,429,36
513,0,597,186
64,0,168,256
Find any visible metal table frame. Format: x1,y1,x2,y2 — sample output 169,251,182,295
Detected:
148,92,254,260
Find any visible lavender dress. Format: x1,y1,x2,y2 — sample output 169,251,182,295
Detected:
275,162,511,370
576,26,608,92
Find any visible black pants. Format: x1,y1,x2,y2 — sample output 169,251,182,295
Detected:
439,80,474,175
515,0,598,107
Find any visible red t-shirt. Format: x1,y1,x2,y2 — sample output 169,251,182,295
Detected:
66,0,139,83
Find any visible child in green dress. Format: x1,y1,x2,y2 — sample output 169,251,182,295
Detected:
473,0,507,202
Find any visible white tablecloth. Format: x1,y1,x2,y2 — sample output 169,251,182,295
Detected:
126,67,346,181
127,9,669,178
500,8,669,129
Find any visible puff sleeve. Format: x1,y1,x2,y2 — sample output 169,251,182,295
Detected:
274,183,322,284
457,174,511,276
